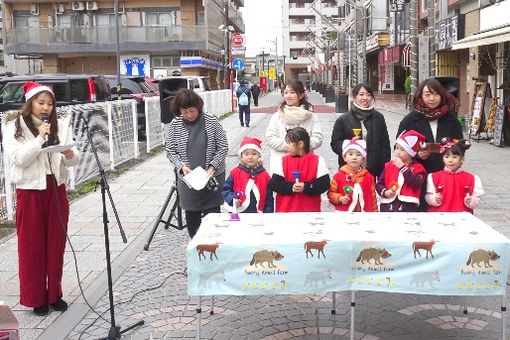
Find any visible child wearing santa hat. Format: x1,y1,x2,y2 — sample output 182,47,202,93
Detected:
376,130,428,212
425,138,484,213
222,136,274,213
328,138,377,212
271,127,330,212
3,81,80,315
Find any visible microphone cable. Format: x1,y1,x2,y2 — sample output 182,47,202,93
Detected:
46,140,109,325
77,270,186,340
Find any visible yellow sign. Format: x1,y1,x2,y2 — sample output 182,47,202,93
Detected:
269,67,276,80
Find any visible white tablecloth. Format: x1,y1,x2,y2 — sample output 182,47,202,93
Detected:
187,212,510,296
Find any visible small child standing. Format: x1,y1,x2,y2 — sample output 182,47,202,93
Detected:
376,130,427,212
328,138,377,212
271,127,330,212
222,137,274,213
425,138,484,213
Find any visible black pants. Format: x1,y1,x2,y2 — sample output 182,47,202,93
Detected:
238,105,250,125
253,95,259,106
185,206,220,238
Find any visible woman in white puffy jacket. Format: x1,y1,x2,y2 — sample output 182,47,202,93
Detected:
265,79,323,174
4,81,79,316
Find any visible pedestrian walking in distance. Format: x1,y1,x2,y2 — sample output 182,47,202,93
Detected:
236,79,252,127
251,82,261,106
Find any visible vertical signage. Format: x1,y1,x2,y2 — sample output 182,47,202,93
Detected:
436,14,465,51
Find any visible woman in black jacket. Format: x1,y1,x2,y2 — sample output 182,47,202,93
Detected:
330,83,391,179
397,77,463,210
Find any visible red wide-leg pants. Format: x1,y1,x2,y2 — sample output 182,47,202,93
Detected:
16,175,69,307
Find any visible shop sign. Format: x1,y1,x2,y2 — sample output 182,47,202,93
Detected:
389,0,405,12
436,14,465,51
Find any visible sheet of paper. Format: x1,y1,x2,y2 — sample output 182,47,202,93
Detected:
182,166,211,191
39,142,75,154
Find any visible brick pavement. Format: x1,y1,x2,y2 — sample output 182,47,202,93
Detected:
2,90,510,339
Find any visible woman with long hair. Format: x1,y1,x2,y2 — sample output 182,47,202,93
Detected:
397,77,463,210
265,79,323,173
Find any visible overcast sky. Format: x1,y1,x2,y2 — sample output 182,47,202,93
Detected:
241,0,283,57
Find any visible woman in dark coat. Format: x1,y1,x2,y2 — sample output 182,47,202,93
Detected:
330,83,391,179
397,77,463,210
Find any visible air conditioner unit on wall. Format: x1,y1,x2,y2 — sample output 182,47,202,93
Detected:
30,4,40,15
72,1,85,11
86,1,98,11
56,3,65,14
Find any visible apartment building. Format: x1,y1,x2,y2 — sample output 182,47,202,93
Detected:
0,1,31,74
1,0,244,84
282,0,340,81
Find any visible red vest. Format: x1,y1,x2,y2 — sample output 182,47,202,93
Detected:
276,152,321,212
230,166,271,213
427,170,475,213
381,161,426,205
330,165,377,212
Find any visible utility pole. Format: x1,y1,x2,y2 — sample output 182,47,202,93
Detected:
409,0,418,92
223,0,229,89
114,0,121,100
361,3,367,82
427,0,436,76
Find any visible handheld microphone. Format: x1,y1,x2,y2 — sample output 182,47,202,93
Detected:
42,114,49,142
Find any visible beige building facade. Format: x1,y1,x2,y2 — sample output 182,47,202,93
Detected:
2,0,244,87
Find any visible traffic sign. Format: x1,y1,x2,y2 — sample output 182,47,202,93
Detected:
232,58,245,71
231,46,247,55
231,33,245,47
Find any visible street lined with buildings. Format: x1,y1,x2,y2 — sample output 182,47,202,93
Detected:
1,91,509,339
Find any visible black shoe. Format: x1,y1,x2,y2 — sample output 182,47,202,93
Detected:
246,124,250,127
240,123,244,127
50,297,68,312
34,304,49,316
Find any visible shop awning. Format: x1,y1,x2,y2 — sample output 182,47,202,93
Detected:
451,25,510,50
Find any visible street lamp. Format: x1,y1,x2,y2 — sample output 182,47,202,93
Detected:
218,23,234,90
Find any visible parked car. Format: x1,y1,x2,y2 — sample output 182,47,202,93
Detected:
0,74,111,144
0,74,111,113
105,75,156,137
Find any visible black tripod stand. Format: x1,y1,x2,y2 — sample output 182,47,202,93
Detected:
144,168,186,251
82,114,144,339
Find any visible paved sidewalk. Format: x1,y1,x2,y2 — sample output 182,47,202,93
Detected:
1,91,509,339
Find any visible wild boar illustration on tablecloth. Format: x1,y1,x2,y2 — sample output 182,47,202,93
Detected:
303,268,332,287
249,250,284,268
466,249,500,268
304,240,327,259
356,248,392,265
196,242,220,261
412,240,437,259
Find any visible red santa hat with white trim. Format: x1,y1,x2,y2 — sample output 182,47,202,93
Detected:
23,81,55,101
396,130,426,157
342,138,367,158
238,136,262,157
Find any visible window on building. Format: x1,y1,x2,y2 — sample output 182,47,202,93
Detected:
145,12,179,26
152,56,180,67
96,13,117,27
14,16,40,28
197,11,205,25
0,53,4,67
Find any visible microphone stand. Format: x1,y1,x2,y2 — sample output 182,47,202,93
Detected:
82,115,144,339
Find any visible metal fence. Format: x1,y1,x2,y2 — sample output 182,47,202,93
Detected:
0,90,231,221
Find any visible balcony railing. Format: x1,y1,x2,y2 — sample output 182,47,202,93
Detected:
5,25,209,54
7,25,206,45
